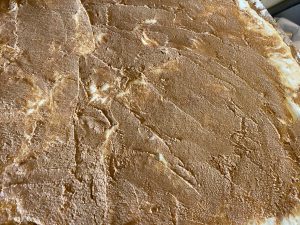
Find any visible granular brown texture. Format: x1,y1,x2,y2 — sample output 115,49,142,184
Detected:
0,0,300,224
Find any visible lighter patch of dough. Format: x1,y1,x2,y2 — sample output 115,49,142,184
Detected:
237,0,300,121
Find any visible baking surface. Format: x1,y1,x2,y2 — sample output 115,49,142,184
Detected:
0,0,300,224
261,0,284,8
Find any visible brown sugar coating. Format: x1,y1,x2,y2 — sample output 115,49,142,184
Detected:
0,0,300,224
